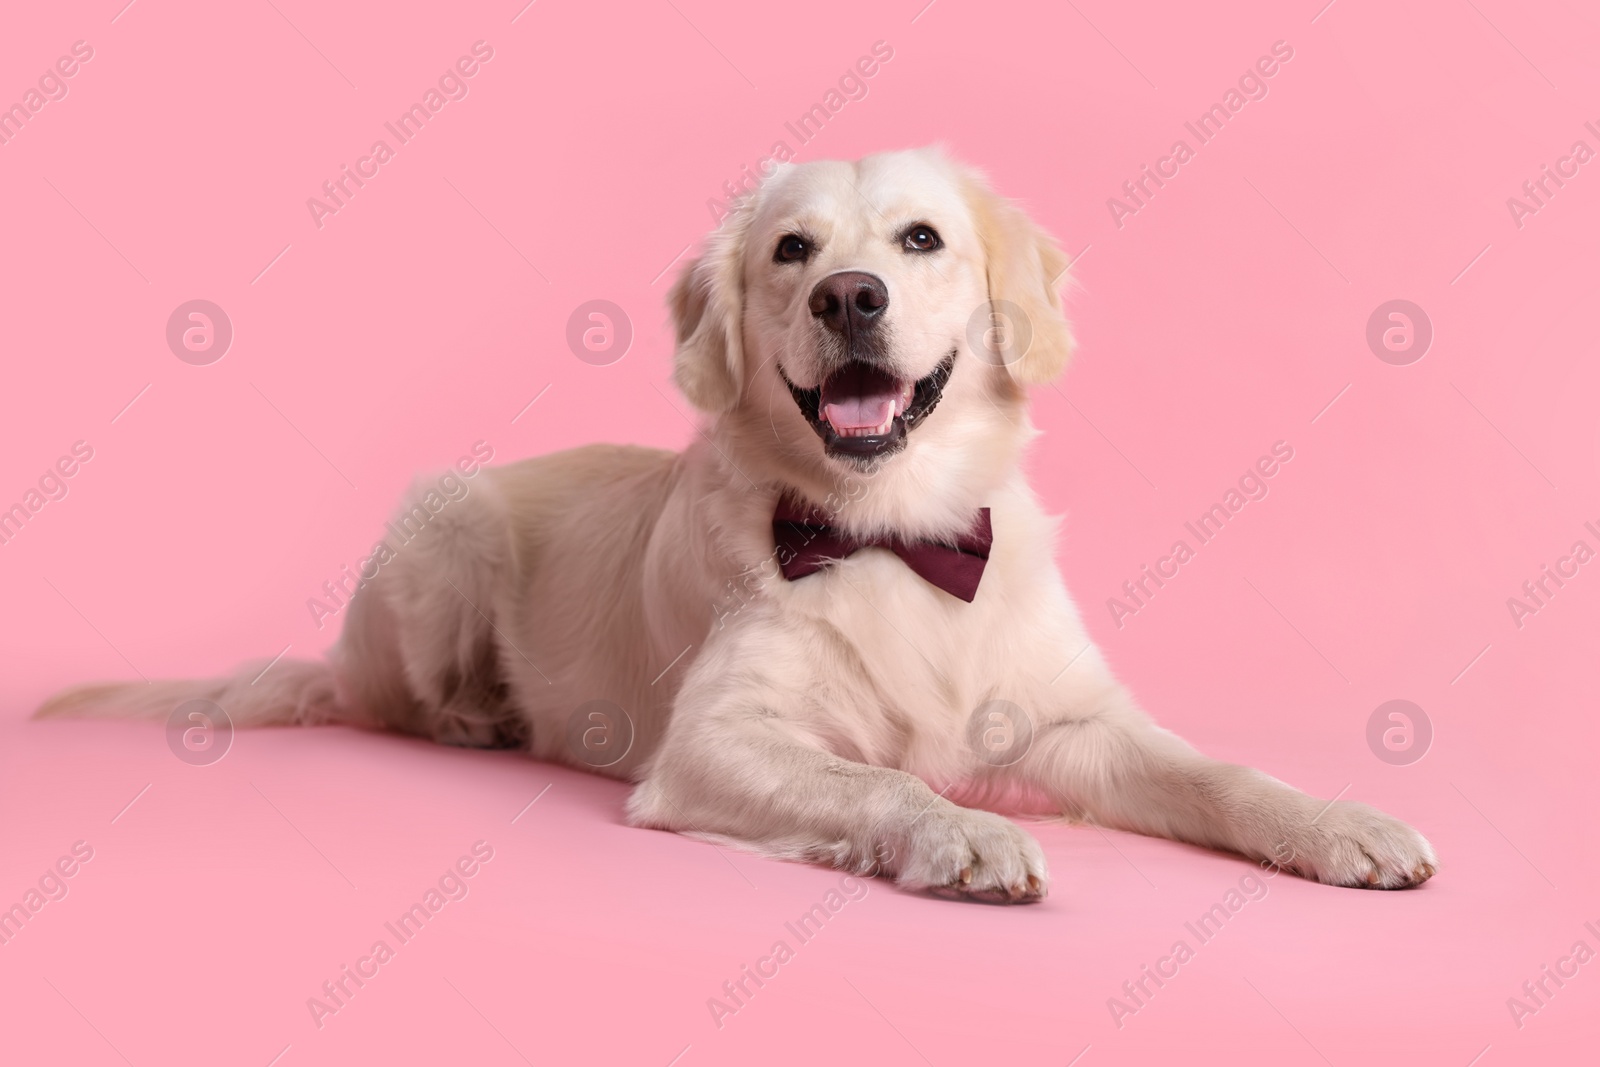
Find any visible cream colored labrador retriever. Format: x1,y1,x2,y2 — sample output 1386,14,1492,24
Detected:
40,148,1436,902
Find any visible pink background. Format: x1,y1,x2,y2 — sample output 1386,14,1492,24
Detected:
2,0,1597,1063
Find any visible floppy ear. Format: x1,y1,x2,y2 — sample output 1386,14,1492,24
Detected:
669,209,753,413
962,171,1074,386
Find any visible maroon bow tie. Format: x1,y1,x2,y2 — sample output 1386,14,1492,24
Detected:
772,497,993,602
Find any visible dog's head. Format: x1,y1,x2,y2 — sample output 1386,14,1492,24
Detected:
670,148,1072,529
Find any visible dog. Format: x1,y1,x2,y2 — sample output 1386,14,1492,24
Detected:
39,147,1437,902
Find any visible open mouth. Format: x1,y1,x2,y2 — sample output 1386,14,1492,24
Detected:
782,352,955,460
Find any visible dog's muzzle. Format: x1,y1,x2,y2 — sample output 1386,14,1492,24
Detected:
781,352,955,461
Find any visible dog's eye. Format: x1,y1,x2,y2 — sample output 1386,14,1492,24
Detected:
902,225,942,253
775,235,811,263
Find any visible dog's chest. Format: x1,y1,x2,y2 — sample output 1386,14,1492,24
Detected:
779,546,1028,736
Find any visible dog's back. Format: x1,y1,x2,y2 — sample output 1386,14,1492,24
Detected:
37,443,684,774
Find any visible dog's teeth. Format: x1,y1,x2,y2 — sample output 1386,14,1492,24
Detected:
832,416,894,438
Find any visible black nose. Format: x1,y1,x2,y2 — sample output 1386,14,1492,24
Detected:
809,271,888,335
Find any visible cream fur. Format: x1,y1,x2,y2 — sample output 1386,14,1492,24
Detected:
38,148,1436,901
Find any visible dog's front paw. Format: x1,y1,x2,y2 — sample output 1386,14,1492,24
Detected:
892,805,1048,903
1274,801,1437,889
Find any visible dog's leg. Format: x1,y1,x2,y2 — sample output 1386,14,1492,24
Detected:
346,474,526,749
627,635,1049,902
1014,673,1437,888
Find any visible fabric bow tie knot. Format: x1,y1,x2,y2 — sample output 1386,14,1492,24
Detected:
771,497,993,602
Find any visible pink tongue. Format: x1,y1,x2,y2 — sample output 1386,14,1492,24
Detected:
820,364,901,431
823,394,895,430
